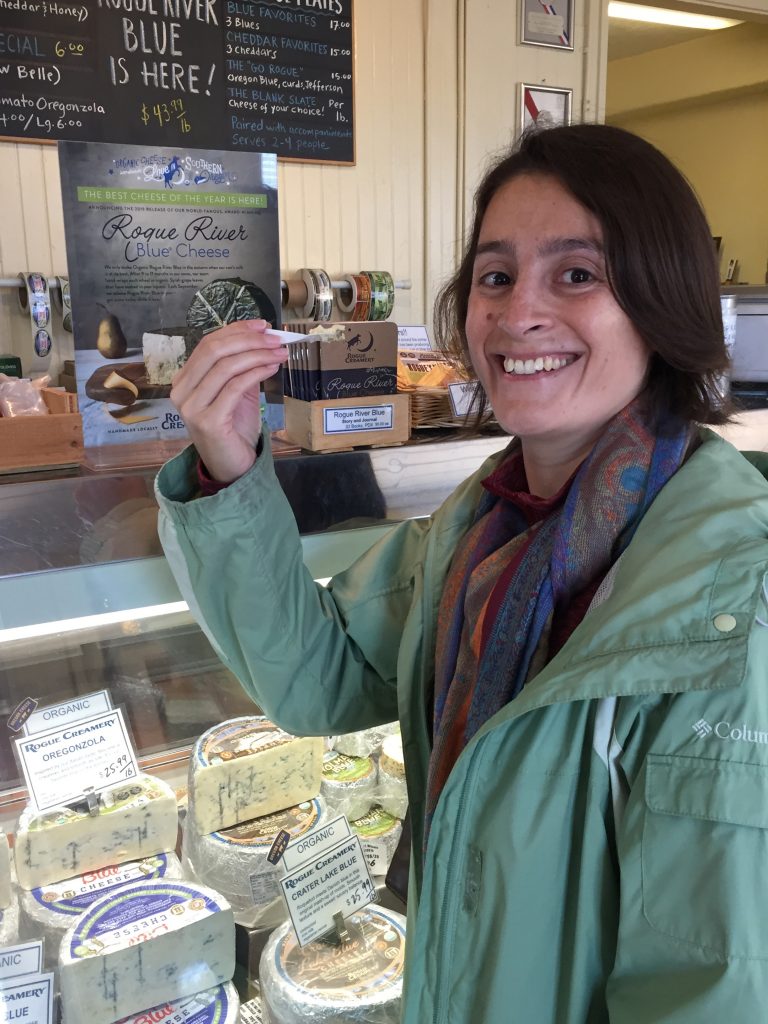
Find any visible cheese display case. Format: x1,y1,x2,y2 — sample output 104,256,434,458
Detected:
0,433,509,1022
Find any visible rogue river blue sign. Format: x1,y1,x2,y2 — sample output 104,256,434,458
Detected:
0,0,354,162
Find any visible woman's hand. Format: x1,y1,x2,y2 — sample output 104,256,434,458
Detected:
170,319,288,484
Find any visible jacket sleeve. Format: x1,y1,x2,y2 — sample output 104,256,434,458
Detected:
155,436,434,737
606,617,768,1021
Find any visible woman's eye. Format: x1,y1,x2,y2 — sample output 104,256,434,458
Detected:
562,267,593,284
478,270,511,287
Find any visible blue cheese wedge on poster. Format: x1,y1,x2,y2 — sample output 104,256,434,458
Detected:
14,774,178,890
114,981,239,1024
142,328,199,386
59,879,235,1024
0,829,11,909
188,717,323,836
19,852,183,971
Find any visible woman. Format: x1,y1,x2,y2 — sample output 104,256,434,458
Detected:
156,125,768,1022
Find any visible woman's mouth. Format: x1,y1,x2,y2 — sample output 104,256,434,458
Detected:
502,354,579,376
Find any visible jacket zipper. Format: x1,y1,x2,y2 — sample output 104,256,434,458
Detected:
432,741,482,1024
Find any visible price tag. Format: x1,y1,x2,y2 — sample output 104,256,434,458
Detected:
22,690,112,737
0,973,54,1024
15,709,139,813
448,380,477,417
279,821,376,947
0,942,44,982
397,325,433,351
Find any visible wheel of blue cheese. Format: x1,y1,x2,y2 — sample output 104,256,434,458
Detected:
350,806,403,878
260,906,406,1023
182,797,328,929
59,879,235,1024
330,722,399,759
186,278,278,336
320,751,378,822
114,981,239,1024
19,852,183,972
188,717,323,836
377,734,407,820
14,773,178,890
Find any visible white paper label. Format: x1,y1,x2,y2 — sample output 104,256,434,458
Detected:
323,405,394,435
15,709,139,812
0,943,43,982
0,973,54,1024
240,997,264,1024
248,871,281,907
361,841,388,876
22,690,112,737
448,381,476,417
280,834,376,947
281,815,352,873
397,325,432,351
527,10,565,36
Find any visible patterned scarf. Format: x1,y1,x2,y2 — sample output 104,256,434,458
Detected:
426,400,692,837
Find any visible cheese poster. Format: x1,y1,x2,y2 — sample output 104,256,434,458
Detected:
58,140,280,450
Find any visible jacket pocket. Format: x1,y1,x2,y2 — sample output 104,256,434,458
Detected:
642,753,768,959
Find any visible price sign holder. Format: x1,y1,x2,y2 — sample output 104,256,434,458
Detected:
14,708,140,813
0,972,54,1024
278,816,376,948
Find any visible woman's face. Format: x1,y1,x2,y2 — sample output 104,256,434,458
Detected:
466,173,650,448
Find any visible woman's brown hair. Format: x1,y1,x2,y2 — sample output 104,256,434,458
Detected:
435,123,731,429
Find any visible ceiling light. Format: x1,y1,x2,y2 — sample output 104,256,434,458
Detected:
608,2,741,29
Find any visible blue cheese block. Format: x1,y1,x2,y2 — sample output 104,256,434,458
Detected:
260,906,406,1024
188,717,323,836
59,879,235,1024
0,829,11,909
183,797,327,930
19,853,183,972
114,981,239,1024
14,773,178,890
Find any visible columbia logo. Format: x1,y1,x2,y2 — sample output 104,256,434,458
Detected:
692,719,712,738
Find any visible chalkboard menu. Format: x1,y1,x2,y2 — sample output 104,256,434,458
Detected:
0,0,354,162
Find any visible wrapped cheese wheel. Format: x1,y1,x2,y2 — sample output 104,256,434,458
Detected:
320,752,377,822
260,906,406,1024
115,982,240,1024
182,797,328,929
350,806,403,878
377,734,407,820
330,722,399,760
19,852,183,972
0,892,19,947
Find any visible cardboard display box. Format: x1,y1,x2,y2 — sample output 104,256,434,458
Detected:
283,393,410,453
283,321,398,401
0,387,83,473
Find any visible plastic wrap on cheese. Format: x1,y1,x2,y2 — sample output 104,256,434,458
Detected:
19,852,183,972
0,829,11,910
0,892,19,947
188,717,323,836
14,773,178,890
260,906,406,1023
114,981,239,1024
320,751,378,823
183,797,328,930
350,806,403,878
59,879,235,1024
376,735,407,820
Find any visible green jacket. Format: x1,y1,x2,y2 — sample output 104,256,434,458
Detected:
156,431,768,1023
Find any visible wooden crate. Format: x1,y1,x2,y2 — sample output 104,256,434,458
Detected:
0,388,83,473
284,394,410,452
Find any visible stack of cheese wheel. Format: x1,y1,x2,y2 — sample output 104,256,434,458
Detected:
19,853,183,972
59,878,235,1024
349,805,403,879
320,751,378,822
331,721,400,760
260,906,406,1023
114,982,240,1024
184,717,324,928
377,733,408,820
183,797,329,929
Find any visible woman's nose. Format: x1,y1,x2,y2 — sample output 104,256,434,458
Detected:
497,279,553,336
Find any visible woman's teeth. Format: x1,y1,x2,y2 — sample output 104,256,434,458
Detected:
503,355,573,375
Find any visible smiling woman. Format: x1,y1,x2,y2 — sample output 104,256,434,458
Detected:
155,123,768,1023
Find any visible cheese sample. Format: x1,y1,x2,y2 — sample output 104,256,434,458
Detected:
320,751,377,822
115,982,239,1024
260,906,406,1024
183,797,327,929
142,330,189,385
188,717,323,836
0,829,11,909
0,892,19,947
377,734,408,820
14,773,178,890
59,879,235,1024
19,852,183,971
351,805,403,878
